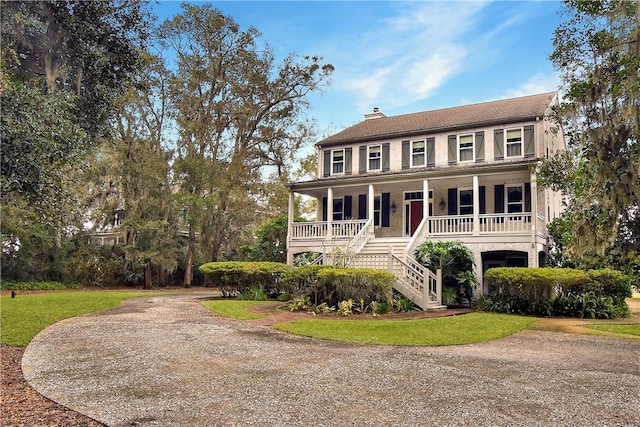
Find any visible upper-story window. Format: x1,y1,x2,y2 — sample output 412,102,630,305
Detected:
411,140,425,167
506,128,523,157
368,145,381,171
458,134,474,162
332,149,344,174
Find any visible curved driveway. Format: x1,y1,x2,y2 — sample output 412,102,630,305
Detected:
22,294,640,427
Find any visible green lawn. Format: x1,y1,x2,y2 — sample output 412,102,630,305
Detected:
273,312,536,346
585,323,640,336
201,299,282,320
0,290,167,346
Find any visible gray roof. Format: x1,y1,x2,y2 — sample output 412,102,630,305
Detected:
318,92,557,147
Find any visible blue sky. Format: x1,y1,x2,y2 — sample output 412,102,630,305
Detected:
153,1,565,136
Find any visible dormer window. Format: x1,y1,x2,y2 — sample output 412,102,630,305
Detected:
368,145,381,171
332,149,344,174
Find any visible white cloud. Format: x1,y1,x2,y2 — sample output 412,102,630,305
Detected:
503,72,563,98
334,1,491,112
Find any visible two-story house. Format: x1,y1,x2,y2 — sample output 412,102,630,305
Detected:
286,92,565,309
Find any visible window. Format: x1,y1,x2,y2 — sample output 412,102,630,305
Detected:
506,185,523,213
458,134,474,162
332,150,344,174
411,140,425,167
506,128,523,157
459,189,473,215
333,198,344,221
368,145,381,171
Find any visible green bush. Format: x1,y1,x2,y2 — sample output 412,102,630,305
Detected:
198,261,290,297
279,265,333,297
0,281,82,291
316,267,395,307
480,267,631,318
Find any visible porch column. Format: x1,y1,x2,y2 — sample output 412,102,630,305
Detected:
423,178,430,235
327,186,333,238
368,184,375,228
473,175,480,236
286,189,295,265
530,171,538,266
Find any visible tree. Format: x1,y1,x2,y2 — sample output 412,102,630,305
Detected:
538,0,640,267
157,4,333,286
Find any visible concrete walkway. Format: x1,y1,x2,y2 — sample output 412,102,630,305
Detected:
22,294,640,427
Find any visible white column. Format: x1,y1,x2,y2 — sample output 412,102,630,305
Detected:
286,190,295,265
368,184,375,225
423,178,430,236
530,171,538,266
327,187,333,238
473,175,480,236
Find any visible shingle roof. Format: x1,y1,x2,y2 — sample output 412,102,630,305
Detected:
318,92,557,146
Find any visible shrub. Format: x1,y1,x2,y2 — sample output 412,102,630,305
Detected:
480,267,631,318
279,265,333,300
0,281,82,291
315,267,395,307
338,299,354,316
370,301,390,316
394,295,417,312
237,286,269,301
288,296,311,312
199,261,290,297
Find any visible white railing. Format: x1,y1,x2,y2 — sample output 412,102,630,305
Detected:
331,220,368,238
345,219,374,255
426,213,533,235
428,215,474,235
478,213,532,233
291,221,328,239
390,253,442,310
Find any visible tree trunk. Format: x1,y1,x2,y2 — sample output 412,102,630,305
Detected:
183,226,195,288
159,267,166,287
144,261,152,289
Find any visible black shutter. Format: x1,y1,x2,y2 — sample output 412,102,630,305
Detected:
524,183,531,212
426,137,435,167
382,192,391,227
475,131,484,162
495,185,505,213
447,188,457,215
358,194,367,219
494,129,504,160
323,150,331,177
479,186,486,214
344,195,352,219
402,140,410,169
359,146,366,173
322,197,328,220
448,135,457,164
344,148,352,175
524,125,535,157
382,143,390,171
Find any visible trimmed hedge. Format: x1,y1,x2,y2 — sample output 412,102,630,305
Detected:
0,281,82,291
479,267,631,318
198,261,290,297
281,266,395,307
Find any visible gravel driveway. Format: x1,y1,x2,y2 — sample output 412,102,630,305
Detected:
22,294,640,427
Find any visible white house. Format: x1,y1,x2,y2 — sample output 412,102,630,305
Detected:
286,92,565,309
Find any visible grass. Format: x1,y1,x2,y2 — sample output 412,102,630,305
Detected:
0,290,168,346
585,323,640,336
201,299,282,320
273,312,537,346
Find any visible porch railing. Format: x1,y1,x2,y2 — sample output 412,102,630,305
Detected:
390,252,442,309
427,213,533,235
290,220,367,240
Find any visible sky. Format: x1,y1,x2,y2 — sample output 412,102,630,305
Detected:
153,0,565,136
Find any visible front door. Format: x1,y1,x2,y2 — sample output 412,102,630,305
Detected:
409,200,423,236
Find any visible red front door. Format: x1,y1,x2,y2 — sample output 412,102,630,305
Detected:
410,200,423,236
